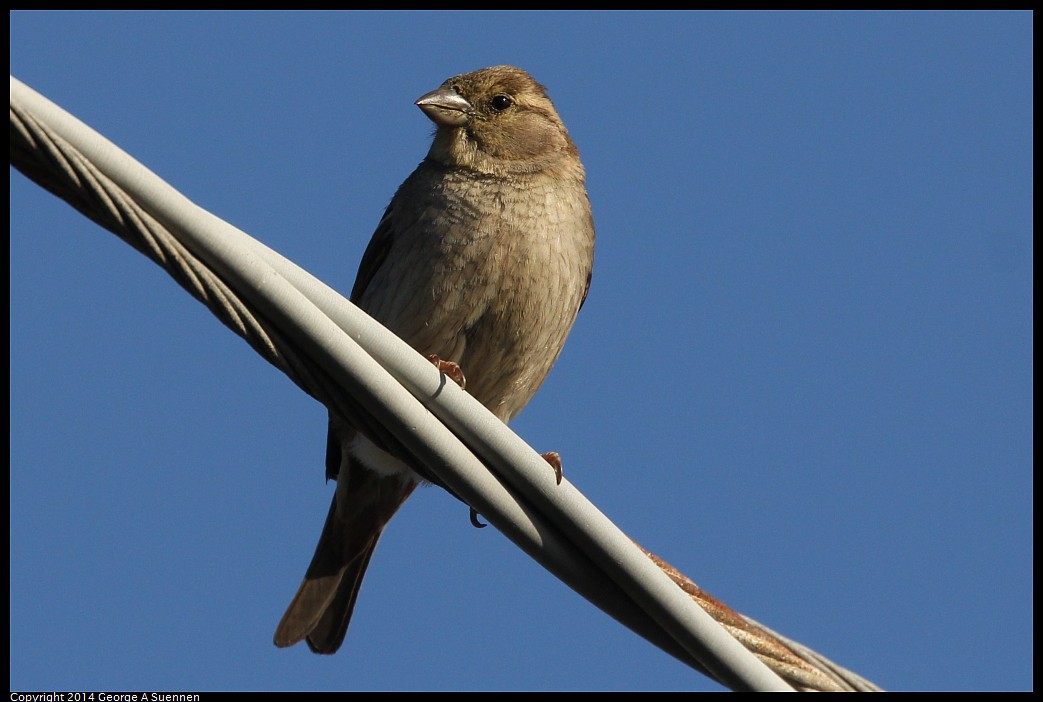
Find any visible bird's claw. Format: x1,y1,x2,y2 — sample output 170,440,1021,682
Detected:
541,451,563,485
469,453,561,530
428,354,466,390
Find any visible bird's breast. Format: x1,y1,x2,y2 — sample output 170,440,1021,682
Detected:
360,167,594,421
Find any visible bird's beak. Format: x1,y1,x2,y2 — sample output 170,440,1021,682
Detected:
416,85,472,127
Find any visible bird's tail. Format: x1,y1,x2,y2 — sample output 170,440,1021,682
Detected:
274,470,415,654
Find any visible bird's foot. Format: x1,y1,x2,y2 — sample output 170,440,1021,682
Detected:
541,451,564,485
428,354,466,390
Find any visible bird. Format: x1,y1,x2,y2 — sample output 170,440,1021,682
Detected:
273,65,595,654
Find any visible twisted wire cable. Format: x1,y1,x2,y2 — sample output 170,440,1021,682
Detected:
10,75,881,692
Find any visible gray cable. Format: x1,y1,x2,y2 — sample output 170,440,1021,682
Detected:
11,73,879,692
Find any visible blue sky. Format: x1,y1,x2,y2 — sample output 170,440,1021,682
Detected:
10,11,1032,692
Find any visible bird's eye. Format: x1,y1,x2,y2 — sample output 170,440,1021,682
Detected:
490,94,513,112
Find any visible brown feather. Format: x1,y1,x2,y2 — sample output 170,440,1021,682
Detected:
274,465,416,652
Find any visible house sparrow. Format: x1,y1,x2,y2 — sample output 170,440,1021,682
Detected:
273,65,595,654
